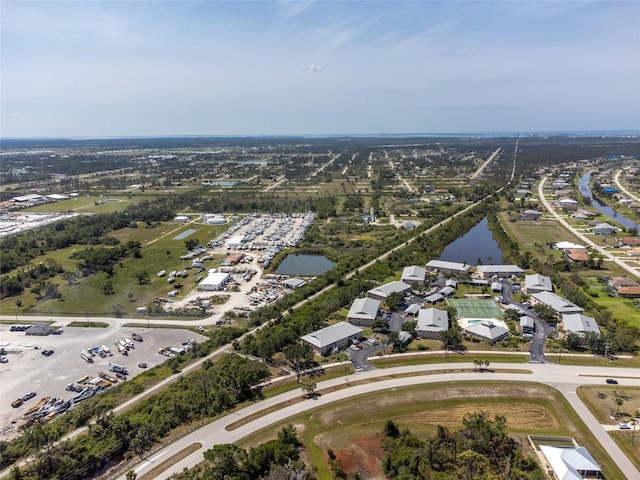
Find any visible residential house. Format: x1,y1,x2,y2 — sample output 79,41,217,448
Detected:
347,297,380,327
425,260,471,276
518,209,542,220
591,223,621,235
563,248,590,264
417,308,449,339
300,322,363,356
539,445,602,480
367,280,411,301
618,237,640,247
464,321,509,342
558,198,579,211
531,291,583,315
524,274,553,294
401,265,426,286
562,313,601,336
476,265,524,279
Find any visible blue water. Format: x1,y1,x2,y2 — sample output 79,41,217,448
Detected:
437,217,503,265
275,254,336,275
578,171,639,230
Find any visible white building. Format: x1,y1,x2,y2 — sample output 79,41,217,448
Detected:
539,445,601,480
417,308,449,339
562,313,601,336
425,260,471,275
300,322,363,356
476,265,524,279
464,321,509,342
524,273,553,294
197,271,230,291
401,265,426,286
347,297,380,327
530,291,583,315
367,280,411,301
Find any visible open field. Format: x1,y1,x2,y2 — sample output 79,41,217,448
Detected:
21,195,156,214
578,385,640,471
238,381,627,480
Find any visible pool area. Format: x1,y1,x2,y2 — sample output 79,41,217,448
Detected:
459,318,508,330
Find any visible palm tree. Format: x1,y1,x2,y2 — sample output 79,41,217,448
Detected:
483,360,490,371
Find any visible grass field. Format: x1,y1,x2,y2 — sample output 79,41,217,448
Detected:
447,298,503,318
0,221,229,316
237,381,627,480
578,385,640,471
21,195,157,214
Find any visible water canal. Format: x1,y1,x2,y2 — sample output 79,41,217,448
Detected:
578,171,639,230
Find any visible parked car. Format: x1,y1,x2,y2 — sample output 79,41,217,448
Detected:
138,363,148,369
606,378,619,384
618,423,631,429
41,349,54,356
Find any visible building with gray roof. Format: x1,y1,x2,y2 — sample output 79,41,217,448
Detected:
531,291,583,315
401,265,426,286
425,260,471,275
347,297,380,327
539,445,601,480
562,313,601,336
476,265,524,279
300,321,363,356
367,280,411,301
525,273,553,294
464,321,509,342
417,308,449,339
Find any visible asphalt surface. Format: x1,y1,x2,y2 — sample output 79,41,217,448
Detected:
120,362,640,480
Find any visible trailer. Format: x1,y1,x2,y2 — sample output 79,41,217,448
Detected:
108,362,128,375
124,338,135,349
101,344,113,356
80,350,93,363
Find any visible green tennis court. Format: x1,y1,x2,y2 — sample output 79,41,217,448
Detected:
447,298,502,318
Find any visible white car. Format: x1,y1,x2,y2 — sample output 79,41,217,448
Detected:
196,326,205,332
618,423,631,429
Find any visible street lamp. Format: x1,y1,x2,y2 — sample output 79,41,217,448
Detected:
604,342,610,364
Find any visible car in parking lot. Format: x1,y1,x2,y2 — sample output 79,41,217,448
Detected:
41,349,54,356
138,363,148,369
606,378,618,384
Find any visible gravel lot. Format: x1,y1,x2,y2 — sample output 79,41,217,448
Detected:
0,325,206,438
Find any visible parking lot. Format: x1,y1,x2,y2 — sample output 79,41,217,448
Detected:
0,325,206,438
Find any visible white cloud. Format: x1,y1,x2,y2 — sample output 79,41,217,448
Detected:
307,64,323,73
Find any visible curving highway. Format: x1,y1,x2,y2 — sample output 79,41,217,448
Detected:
119,362,640,480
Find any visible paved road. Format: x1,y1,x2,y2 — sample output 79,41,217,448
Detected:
538,176,640,279
470,148,501,180
614,169,640,203
120,363,640,480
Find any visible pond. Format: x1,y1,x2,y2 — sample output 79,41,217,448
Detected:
275,254,336,276
578,171,639,230
437,217,503,265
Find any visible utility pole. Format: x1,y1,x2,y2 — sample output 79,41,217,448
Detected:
604,342,609,364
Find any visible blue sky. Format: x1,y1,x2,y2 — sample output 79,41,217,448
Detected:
1,1,639,138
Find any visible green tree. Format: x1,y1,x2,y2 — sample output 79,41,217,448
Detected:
301,381,317,398
385,291,405,311
283,343,313,380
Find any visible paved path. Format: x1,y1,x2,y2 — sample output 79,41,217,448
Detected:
120,362,640,480
470,148,501,180
614,169,640,203
538,176,640,279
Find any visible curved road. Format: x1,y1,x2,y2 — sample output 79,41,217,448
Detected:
538,176,640,279
120,362,640,480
